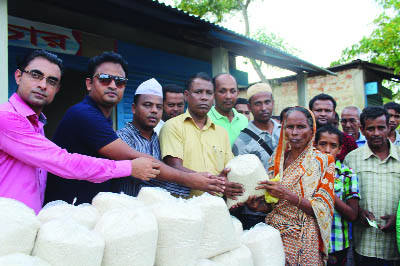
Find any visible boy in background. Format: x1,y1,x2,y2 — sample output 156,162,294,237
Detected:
315,125,360,266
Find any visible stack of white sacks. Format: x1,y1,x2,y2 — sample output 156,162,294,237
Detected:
0,155,285,266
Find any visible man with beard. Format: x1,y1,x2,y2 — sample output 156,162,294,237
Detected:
231,83,280,229
154,84,185,135
45,53,225,205
344,107,400,265
208,73,248,145
341,106,366,147
160,72,243,199
112,79,190,197
384,102,400,145
309,93,357,161
232,83,280,170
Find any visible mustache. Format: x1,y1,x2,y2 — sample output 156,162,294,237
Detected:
259,111,271,116
370,136,384,141
104,90,117,95
32,89,47,97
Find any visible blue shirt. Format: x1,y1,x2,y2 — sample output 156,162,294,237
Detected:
355,131,367,147
114,122,190,196
45,96,119,205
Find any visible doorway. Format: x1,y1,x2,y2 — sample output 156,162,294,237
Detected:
43,68,87,139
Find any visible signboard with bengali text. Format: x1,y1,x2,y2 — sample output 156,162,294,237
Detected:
8,16,81,55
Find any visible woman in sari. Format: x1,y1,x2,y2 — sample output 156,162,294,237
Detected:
248,107,335,265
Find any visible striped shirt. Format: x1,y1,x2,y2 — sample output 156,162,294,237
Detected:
113,122,190,196
344,140,400,260
329,161,360,253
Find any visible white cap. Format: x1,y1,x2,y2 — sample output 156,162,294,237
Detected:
135,78,163,98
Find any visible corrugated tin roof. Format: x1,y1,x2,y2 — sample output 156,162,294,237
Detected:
147,0,336,75
270,60,400,83
36,0,335,75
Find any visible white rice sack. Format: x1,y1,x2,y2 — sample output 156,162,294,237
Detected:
92,192,144,215
151,200,204,266
225,154,268,209
137,187,175,206
231,216,243,239
190,194,240,259
211,245,253,266
32,219,104,266
0,253,52,266
195,259,225,266
38,201,99,229
241,223,284,266
94,207,158,266
0,197,40,256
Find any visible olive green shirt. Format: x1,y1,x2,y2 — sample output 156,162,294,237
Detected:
344,140,400,260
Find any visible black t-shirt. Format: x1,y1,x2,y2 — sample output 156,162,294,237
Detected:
44,96,118,205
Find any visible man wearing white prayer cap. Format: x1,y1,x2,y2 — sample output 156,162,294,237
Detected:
113,78,192,196
46,53,225,205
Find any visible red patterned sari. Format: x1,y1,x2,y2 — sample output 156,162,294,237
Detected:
266,110,335,265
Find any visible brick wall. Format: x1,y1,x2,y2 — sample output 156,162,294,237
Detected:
271,68,365,116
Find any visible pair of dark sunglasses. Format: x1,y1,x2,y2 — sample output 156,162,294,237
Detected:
94,73,128,88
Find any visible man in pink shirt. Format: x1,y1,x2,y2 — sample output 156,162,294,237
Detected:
0,49,160,213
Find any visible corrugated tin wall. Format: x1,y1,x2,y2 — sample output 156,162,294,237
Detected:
8,44,248,132
8,46,88,96
117,41,248,129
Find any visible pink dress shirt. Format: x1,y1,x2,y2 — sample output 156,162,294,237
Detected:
0,93,132,213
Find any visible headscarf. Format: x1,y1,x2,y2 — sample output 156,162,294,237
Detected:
272,107,317,179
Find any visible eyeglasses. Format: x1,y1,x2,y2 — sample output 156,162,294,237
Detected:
341,118,358,124
93,73,128,88
21,69,60,87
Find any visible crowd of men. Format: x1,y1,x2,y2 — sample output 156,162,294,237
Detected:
1,49,399,266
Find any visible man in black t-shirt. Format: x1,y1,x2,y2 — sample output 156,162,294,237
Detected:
45,52,226,204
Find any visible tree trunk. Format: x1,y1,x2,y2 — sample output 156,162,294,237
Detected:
250,59,268,83
241,1,250,36
241,0,270,84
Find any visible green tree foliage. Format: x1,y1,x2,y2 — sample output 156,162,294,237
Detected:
252,29,299,56
174,0,299,83
332,0,400,74
176,0,240,23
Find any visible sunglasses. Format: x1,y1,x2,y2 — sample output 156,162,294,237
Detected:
94,73,128,88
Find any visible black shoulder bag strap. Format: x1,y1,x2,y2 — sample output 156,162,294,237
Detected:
241,128,273,156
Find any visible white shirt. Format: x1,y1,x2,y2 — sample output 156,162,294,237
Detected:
154,120,165,136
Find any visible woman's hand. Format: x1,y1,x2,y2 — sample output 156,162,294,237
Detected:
256,180,293,200
258,180,315,216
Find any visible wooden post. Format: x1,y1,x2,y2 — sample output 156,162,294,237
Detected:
212,47,229,77
297,72,308,107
